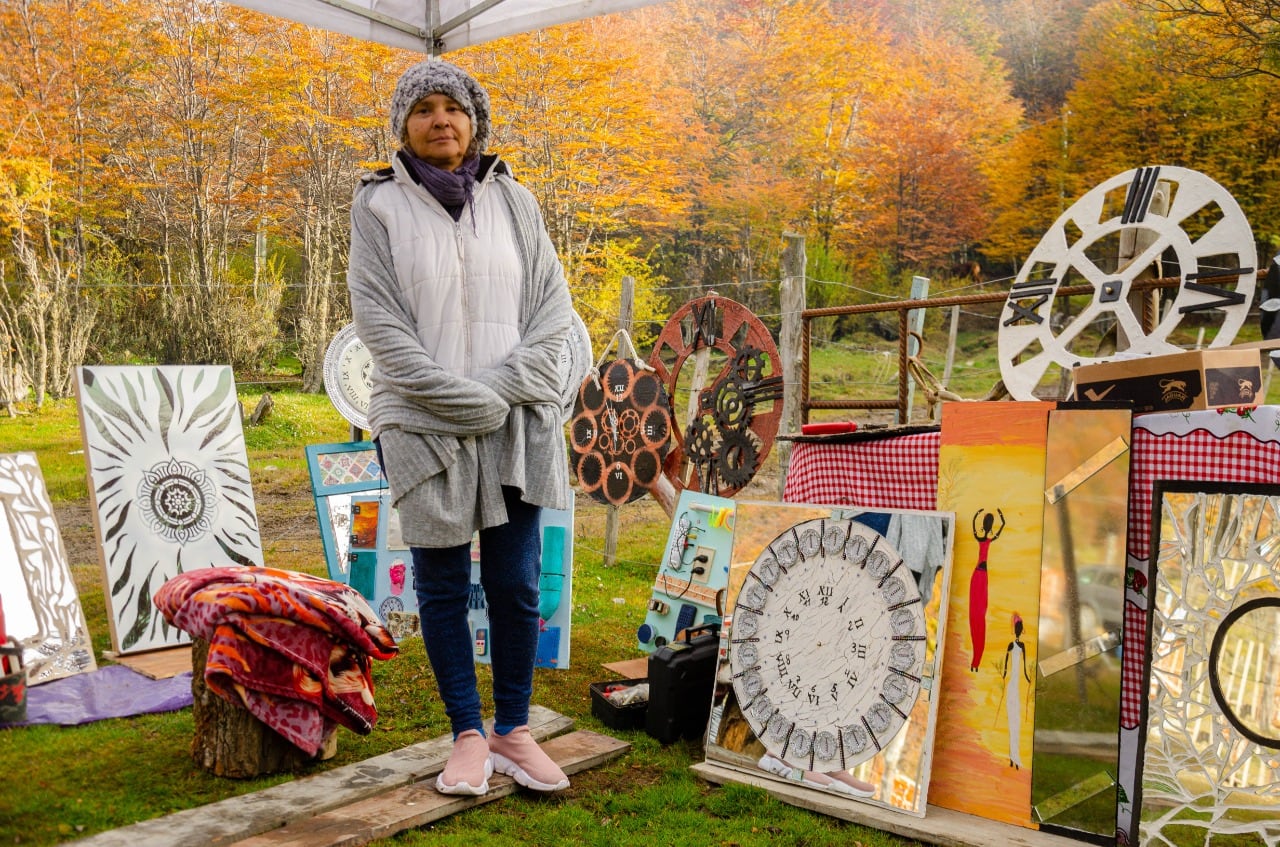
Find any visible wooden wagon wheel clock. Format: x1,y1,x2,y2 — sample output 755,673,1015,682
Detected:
570,357,672,505
998,165,1257,399
729,517,928,773
648,295,784,497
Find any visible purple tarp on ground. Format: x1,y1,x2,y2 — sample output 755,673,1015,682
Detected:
0,664,193,727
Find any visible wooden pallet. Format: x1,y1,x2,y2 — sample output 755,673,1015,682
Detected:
71,707,627,847
691,761,1091,847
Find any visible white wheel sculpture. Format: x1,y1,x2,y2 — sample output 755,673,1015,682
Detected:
998,166,1257,400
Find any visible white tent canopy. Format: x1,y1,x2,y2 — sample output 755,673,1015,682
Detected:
226,0,662,54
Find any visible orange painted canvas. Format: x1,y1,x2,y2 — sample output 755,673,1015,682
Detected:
930,401,1054,827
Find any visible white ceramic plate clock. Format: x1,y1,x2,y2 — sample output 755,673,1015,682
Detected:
323,323,373,432
729,517,928,773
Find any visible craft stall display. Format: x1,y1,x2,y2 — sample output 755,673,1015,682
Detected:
571,333,672,506
635,490,735,652
1114,406,1280,843
3,157,1275,847
1031,408,1132,837
998,166,1257,401
647,294,785,498
751,165,1273,846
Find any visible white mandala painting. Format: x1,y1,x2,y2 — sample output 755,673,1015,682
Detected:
75,365,263,654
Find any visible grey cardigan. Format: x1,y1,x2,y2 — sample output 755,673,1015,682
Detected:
347,156,573,547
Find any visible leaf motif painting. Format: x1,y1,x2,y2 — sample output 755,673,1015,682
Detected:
75,366,263,654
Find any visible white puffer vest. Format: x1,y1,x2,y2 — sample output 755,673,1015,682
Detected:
365,157,522,377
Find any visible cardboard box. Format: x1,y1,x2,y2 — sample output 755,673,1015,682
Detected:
1071,348,1264,413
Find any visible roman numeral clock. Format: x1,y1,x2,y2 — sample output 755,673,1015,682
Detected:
729,517,927,773
324,322,374,432
998,165,1257,399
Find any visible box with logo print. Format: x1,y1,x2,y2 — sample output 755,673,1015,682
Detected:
1071,348,1263,413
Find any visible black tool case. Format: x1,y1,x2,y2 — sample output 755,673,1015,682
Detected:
645,623,720,744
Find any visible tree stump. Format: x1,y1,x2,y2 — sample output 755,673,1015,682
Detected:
247,392,274,425
190,638,336,778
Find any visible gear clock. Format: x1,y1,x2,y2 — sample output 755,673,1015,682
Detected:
323,323,373,431
729,517,927,773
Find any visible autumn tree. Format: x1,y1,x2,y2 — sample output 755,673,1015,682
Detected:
982,0,1280,269
111,0,283,371
1137,0,1280,79
857,20,1022,280
987,0,1102,117
456,15,689,345
0,0,137,405
252,25,407,391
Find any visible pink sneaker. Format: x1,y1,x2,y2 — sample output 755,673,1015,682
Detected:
436,729,493,796
488,726,570,792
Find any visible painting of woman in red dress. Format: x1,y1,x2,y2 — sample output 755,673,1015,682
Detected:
969,507,1004,672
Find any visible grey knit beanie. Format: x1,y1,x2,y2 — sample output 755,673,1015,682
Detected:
389,60,491,157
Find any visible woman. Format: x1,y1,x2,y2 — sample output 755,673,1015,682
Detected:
347,59,574,796
1001,613,1031,769
969,507,1004,673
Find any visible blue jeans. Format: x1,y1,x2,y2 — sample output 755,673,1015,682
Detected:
411,486,542,739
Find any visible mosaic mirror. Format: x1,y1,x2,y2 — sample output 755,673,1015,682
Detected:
0,453,97,683
705,500,954,817
1134,482,1280,846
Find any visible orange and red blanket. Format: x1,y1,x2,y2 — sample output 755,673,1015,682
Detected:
155,566,398,755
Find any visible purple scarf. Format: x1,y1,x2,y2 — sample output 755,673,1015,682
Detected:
399,150,480,224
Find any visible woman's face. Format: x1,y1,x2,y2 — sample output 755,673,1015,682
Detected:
404,93,473,171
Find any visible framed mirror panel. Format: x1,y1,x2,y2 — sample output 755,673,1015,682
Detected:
0,452,96,683
1134,482,1280,846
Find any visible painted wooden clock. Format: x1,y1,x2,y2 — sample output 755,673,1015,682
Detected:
323,322,373,432
998,165,1257,400
729,517,927,773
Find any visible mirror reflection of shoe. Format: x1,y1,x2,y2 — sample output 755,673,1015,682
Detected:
756,754,875,798
817,769,876,798
436,729,493,796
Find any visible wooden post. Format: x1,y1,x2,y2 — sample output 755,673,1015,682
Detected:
189,639,336,778
778,233,806,498
901,276,929,424
939,305,960,421
602,276,635,568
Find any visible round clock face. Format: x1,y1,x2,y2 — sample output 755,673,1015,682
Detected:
998,165,1256,399
323,323,373,431
729,517,927,774
558,311,593,423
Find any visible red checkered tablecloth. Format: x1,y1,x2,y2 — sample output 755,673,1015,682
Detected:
1126,424,1280,563
783,431,940,510
1120,598,1147,730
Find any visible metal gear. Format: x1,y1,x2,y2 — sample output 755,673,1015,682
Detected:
715,428,759,491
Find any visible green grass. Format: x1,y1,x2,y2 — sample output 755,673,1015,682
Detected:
0,391,926,847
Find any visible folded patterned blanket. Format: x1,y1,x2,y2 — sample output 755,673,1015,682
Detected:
154,566,398,756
